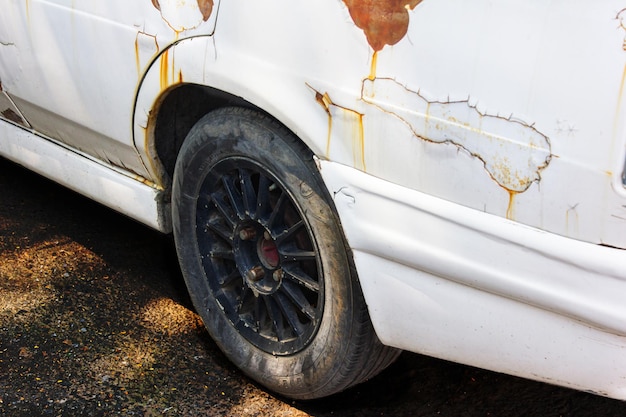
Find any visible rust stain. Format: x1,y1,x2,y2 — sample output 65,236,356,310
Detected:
134,36,141,77
151,0,160,11
506,190,517,220
178,69,184,83
160,49,170,90
354,113,366,170
197,0,214,21
308,84,366,169
343,0,424,52
369,51,378,81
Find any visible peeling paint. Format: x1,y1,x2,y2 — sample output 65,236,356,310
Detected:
151,0,214,33
1,109,24,125
134,31,160,78
343,0,423,52
362,77,552,194
0,89,30,128
308,84,366,170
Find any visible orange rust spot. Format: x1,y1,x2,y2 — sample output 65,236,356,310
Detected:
178,69,184,83
151,0,160,10
343,0,423,52
314,91,333,115
197,0,214,21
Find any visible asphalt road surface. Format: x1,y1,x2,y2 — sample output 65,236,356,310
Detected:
1,156,625,416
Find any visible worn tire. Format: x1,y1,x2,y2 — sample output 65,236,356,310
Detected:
172,107,400,399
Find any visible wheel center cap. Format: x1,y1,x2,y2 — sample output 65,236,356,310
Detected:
259,237,279,269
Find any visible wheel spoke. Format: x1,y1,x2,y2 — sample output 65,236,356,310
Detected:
219,268,241,286
222,174,246,219
267,191,287,230
274,292,306,337
280,249,316,263
256,175,272,218
282,266,320,293
263,296,290,341
210,190,238,228
205,218,233,243
239,169,258,219
275,219,305,244
254,293,265,332
210,248,234,260
280,281,317,321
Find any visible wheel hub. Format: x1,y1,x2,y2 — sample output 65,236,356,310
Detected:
235,222,282,295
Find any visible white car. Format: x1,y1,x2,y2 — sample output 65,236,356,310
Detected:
2,0,626,401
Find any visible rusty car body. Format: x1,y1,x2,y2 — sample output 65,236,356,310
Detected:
1,0,626,400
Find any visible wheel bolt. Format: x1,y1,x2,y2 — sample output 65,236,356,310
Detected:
246,266,265,282
272,269,284,282
239,227,257,241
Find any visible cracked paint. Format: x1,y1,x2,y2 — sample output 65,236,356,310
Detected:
135,31,160,78
151,0,214,33
362,77,552,194
308,84,366,170
343,0,424,52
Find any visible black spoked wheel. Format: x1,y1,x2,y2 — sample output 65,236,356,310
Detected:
172,107,400,399
196,158,323,355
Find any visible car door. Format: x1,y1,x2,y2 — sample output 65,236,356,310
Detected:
0,0,219,180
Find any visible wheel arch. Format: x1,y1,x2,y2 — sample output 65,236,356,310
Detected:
132,36,333,192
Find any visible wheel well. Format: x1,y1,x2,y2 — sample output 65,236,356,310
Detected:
153,84,254,179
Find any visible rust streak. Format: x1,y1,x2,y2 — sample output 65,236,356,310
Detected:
355,113,366,170
134,35,141,77
369,51,378,81
343,0,424,52
160,49,170,91
308,83,366,168
506,191,517,221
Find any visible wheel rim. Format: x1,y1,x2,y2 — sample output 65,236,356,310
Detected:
195,157,324,355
